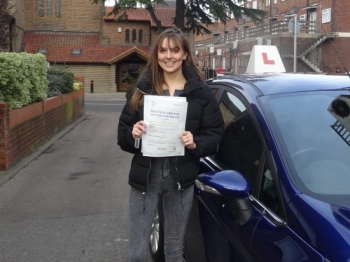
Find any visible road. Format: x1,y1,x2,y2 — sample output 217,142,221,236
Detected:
0,93,206,262
0,94,134,261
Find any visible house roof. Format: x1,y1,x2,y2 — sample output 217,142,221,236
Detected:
22,31,150,64
108,46,150,64
104,7,175,28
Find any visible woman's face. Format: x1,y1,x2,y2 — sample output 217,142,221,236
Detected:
158,38,187,74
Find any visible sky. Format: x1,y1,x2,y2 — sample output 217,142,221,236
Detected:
105,0,115,6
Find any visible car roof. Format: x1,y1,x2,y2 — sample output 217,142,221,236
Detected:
211,73,350,96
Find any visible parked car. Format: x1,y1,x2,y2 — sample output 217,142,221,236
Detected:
150,73,350,262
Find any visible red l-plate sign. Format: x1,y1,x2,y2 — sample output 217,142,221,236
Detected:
262,53,275,65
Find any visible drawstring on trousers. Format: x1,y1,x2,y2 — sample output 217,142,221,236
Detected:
142,192,145,213
181,190,183,209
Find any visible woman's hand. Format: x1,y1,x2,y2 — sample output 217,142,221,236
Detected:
180,131,196,150
132,121,147,139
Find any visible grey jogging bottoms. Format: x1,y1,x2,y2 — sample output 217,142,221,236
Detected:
128,159,194,262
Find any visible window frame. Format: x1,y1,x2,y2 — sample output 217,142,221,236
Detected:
208,84,286,221
55,0,60,17
125,29,130,43
39,0,44,17
322,8,331,23
47,0,52,16
132,29,137,43
138,29,143,44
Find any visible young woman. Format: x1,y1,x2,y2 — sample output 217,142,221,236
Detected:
118,27,224,262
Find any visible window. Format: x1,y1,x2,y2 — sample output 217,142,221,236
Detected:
47,0,52,16
138,29,143,44
274,0,277,4
299,14,307,27
39,0,44,17
215,91,263,187
38,48,47,54
322,8,331,23
71,49,81,55
55,0,60,17
259,156,281,215
125,29,130,43
309,11,317,34
266,0,270,7
299,14,307,21
132,29,136,43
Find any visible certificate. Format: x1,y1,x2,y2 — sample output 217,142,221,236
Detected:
142,95,188,157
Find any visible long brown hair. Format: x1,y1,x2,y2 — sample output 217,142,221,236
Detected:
130,27,203,112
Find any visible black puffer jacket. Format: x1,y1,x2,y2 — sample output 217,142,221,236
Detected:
118,65,224,192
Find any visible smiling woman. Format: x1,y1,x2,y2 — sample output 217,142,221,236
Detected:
117,27,224,261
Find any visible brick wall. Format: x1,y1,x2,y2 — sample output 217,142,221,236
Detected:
322,37,350,73
333,0,350,32
102,21,150,45
0,89,84,171
24,0,102,32
67,64,116,93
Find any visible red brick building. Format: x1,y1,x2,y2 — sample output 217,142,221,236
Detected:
194,0,350,74
9,0,191,93
7,0,350,89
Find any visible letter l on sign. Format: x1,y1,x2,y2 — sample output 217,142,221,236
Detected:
262,53,275,65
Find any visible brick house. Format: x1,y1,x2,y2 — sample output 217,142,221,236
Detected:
9,0,196,93
194,0,350,74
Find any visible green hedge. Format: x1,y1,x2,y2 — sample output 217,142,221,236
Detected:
0,52,48,109
47,67,74,97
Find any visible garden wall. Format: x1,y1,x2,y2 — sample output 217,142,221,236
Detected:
0,89,84,171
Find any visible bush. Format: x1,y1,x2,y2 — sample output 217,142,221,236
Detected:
0,52,48,109
47,67,74,97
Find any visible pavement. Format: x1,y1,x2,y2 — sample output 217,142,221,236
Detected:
0,92,126,188
84,92,127,101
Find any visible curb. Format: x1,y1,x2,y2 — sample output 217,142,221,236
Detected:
0,114,88,188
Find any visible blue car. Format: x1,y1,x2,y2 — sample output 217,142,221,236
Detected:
150,73,350,262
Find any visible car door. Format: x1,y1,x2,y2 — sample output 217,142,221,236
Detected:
248,139,325,261
197,87,266,262
199,85,325,262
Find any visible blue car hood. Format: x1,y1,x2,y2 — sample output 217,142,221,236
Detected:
289,194,350,261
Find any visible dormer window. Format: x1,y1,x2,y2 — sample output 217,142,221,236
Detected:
71,49,81,55
38,48,47,54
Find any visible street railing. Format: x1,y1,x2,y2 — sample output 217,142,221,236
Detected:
195,21,320,47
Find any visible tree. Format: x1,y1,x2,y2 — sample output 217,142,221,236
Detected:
92,0,267,35
0,0,14,50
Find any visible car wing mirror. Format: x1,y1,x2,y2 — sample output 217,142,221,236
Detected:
196,170,253,226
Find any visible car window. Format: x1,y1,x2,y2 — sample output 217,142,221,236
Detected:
215,91,263,190
259,156,284,219
261,91,350,208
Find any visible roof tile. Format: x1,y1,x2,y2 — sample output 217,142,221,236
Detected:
23,31,150,63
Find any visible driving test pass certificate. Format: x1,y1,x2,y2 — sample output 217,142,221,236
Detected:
141,95,188,157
